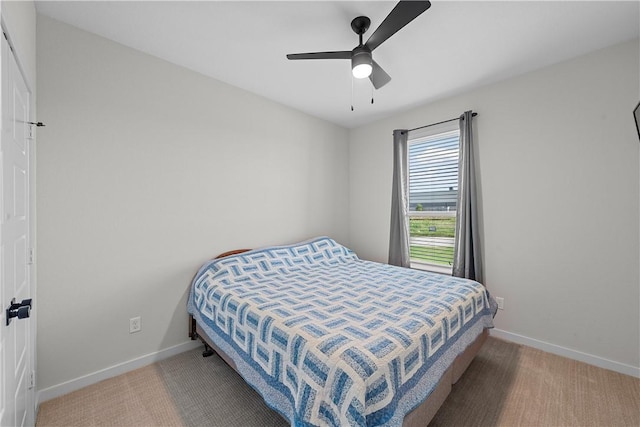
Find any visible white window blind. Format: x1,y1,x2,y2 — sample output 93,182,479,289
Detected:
408,128,460,273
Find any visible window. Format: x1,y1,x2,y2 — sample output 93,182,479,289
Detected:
407,123,460,274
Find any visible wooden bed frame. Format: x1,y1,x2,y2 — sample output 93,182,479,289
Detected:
188,249,489,427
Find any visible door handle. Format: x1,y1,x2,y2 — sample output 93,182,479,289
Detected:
5,298,32,326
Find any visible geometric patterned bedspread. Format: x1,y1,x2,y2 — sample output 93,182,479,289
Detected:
188,237,495,426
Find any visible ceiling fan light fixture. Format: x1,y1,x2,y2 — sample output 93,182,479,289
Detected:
286,1,432,89
352,50,372,79
352,63,372,79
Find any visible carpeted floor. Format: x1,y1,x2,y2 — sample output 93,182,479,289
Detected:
36,337,640,427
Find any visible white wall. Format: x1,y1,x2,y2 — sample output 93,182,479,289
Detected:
349,39,640,375
36,15,349,392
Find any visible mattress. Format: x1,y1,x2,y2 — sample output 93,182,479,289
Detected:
187,237,495,427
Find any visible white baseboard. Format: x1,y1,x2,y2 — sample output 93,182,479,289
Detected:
36,340,201,405
36,330,640,407
490,328,640,378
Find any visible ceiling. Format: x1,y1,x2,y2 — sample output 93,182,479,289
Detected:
35,1,640,129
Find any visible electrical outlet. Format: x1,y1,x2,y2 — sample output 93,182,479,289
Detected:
495,297,504,310
129,316,141,333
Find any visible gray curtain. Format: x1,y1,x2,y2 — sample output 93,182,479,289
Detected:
389,129,410,267
453,111,483,282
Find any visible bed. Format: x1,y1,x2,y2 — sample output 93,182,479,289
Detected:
187,237,496,426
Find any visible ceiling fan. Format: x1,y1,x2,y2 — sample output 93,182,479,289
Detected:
286,1,431,90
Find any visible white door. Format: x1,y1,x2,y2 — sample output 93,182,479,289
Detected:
0,34,34,427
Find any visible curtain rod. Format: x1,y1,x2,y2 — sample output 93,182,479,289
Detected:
401,112,477,135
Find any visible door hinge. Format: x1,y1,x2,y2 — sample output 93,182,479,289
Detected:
27,248,34,265
28,370,35,389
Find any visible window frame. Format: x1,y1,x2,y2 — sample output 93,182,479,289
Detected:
406,121,460,275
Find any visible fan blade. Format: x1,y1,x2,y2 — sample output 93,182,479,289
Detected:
365,1,431,52
286,51,352,60
369,60,391,89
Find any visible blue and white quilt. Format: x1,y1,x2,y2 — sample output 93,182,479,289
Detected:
187,237,495,426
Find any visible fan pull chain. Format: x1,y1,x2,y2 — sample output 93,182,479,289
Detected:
371,84,374,104
351,76,354,111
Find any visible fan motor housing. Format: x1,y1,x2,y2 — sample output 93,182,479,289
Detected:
352,45,372,59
